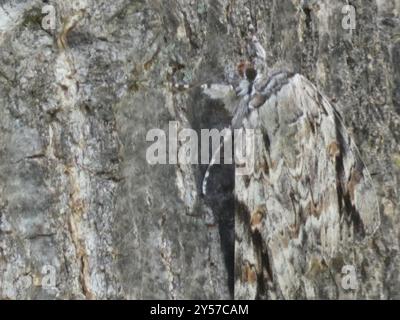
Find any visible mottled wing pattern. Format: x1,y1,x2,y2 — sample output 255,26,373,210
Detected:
235,73,381,299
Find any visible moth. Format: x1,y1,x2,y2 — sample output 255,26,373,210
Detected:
174,8,381,299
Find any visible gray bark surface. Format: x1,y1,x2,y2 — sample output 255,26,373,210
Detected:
0,0,399,299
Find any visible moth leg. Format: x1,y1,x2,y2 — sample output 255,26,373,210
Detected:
201,83,235,100
202,128,233,195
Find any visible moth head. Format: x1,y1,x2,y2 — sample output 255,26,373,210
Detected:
237,61,257,82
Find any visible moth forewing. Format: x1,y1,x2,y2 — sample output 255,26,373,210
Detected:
303,76,381,240
235,73,381,299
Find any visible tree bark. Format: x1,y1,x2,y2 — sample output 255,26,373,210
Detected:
0,0,399,299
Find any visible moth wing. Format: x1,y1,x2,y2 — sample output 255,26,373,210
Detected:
235,73,380,299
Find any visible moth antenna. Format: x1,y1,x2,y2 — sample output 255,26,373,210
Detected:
244,7,267,73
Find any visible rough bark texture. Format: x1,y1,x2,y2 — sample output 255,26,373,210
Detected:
0,0,399,299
